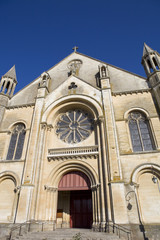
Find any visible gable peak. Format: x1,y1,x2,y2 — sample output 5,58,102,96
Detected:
72,46,79,52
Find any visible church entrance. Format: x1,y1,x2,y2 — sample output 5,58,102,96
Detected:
70,190,92,228
57,171,93,228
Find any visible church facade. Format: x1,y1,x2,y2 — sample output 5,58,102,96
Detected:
0,44,160,237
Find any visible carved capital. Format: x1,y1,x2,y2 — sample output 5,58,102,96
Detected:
41,122,47,130
44,185,57,192
131,182,139,188
41,122,53,131
91,183,100,191
93,116,104,125
47,124,53,131
98,116,105,122
14,186,21,193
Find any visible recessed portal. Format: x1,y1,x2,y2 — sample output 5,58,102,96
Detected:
57,171,93,228
70,190,92,228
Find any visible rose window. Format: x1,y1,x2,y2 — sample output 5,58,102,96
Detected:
56,110,93,143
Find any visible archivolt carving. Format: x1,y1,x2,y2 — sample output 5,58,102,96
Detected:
46,159,98,189
42,95,103,124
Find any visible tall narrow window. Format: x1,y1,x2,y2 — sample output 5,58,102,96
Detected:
153,57,159,70
7,123,26,160
147,59,153,73
128,111,155,152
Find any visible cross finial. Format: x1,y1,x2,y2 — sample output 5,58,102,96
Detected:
72,46,79,52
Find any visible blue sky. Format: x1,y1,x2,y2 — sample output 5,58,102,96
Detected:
0,0,160,93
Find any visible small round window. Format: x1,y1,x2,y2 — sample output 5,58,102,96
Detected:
56,110,93,144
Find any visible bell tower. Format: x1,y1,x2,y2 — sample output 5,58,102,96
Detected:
0,65,17,124
141,43,160,110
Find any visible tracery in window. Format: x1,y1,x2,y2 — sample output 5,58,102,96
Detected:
56,110,93,144
128,111,155,152
7,123,26,160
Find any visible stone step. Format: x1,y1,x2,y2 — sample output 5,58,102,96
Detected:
11,228,126,240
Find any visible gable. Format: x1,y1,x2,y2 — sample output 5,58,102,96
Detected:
44,75,101,111
8,51,148,107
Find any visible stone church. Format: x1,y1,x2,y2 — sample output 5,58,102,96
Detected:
0,44,160,239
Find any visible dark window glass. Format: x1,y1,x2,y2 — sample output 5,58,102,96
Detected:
128,111,155,152
15,130,25,159
7,123,26,160
6,132,18,160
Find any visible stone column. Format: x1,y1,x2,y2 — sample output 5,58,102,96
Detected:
16,86,49,222
44,186,58,223
2,80,8,93
100,75,129,224
95,116,108,230
91,184,101,230
30,122,53,220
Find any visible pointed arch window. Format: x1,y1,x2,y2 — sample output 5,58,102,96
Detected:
128,111,155,152
7,123,26,160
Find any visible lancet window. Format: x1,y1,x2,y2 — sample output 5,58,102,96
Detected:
7,123,26,160
128,111,155,152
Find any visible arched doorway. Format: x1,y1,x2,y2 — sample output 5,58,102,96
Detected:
138,172,160,223
0,178,16,222
57,171,93,228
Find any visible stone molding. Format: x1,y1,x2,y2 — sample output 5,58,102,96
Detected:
6,103,35,109
0,159,25,163
112,88,151,96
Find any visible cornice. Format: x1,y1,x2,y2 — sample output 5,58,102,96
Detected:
112,88,151,96
6,103,35,110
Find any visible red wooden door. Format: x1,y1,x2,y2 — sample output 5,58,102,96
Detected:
70,190,92,228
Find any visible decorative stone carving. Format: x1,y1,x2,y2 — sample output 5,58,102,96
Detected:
39,72,50,88
41,122,47,130
91,183,101,191
67,59,82,76
95,116,105,124
14,186,21,193
44,185,57,192
98,64,109,79
41,122,53,131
